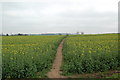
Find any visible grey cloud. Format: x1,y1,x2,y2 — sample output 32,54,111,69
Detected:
1,1,118,34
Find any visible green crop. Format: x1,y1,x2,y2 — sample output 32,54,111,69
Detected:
2,35,64,78
61,34,119,75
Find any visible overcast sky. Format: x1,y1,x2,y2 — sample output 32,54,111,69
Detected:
0,0,119,34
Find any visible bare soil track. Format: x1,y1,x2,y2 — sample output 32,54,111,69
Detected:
47,39,65,78
47,39,120,78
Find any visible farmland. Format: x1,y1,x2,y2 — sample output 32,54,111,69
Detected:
61,34,119,76
1,34,120,78
2,35,64,78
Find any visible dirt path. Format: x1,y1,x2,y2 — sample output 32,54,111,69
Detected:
47,39,120,78
47,39,65,78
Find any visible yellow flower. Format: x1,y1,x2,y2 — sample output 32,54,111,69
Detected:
14,52,16,54
82,50,84,53
10,57,13,60
89,51,91,53
81,54,84,56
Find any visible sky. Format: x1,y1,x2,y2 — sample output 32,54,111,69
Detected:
0,0,119,34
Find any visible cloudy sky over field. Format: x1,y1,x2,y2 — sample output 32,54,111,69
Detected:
0,0,119,34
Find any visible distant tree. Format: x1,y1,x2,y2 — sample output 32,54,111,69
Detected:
81,32,84,35
18,33,23,36
6,34,9,36
24,34,28,36
66,33,69,36
58,33,62,35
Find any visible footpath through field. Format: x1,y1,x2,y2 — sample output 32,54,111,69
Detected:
47,39,65,78
47,36,120,78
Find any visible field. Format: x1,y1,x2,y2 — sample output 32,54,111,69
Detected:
2,35,64,78
61,34,119,76
1,34,120,78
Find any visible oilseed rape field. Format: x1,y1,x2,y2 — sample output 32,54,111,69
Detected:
1,34,119,78
61,34,119,75
2,35,64,78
